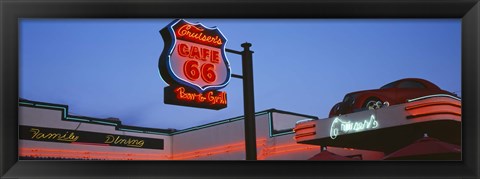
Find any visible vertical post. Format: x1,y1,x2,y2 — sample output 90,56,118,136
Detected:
241,42,257,160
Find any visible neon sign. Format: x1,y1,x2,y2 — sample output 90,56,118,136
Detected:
20,125,164,150
330,115,379,139
159,19,230,110
164,85,227,110
174,87,227,105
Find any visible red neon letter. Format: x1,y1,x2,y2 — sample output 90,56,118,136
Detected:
211,50,220,63
201,48,210,61
177,43,189,57
174,87,186,100
189,46,201,60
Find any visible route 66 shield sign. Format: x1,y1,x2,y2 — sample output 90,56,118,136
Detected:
159,19,231,93
159,19,230,110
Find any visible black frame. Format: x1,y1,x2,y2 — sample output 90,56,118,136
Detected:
1,0,479,178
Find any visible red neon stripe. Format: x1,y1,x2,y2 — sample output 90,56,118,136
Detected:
19,148,170,160
267,146,317,155
266,144,306,150
171,139,266,159
293,124,315,132
294,132,316,140
174,146,245,160
405,101,461,110
406,111,462,119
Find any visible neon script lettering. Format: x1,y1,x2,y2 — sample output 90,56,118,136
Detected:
330,115,379,139
177,24,223,46
30,128,79,142
105,135,145,148
174,87,227,105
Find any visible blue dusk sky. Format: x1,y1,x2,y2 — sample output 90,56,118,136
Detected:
19,19,461,130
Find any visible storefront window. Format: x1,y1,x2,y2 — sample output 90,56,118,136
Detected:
270,112,315,137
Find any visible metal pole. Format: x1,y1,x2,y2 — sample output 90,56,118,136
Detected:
241,42,257,160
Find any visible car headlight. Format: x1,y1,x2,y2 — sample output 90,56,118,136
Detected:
383,101,390,107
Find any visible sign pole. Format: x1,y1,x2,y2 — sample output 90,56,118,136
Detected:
241,42,257,160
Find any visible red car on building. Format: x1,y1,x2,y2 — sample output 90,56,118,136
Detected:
328,78,458,118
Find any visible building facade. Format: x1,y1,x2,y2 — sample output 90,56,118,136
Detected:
19,99,384,160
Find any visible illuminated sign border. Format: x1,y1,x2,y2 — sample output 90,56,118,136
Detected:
159,19,232,93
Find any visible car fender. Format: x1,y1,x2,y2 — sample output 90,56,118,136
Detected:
353,92,391,109
329,102,342,117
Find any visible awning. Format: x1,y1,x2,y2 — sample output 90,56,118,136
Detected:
384,134,461,160
308,147,355,160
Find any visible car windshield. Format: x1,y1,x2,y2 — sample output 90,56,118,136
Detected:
398,81,426,88
343,94,355,103
380,81,397,89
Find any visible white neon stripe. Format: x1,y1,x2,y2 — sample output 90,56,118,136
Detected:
92,120,117,126
120,128,144,133
407,94,461,102
295,118,315,124
66,117,89,122
35,104,65,110
146,131,171,135
272,131,294,137
19,102,35,106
